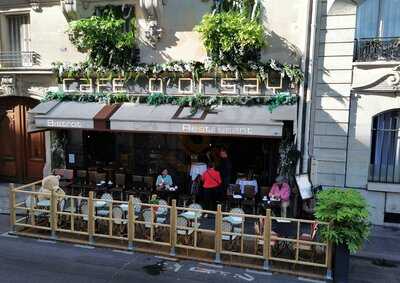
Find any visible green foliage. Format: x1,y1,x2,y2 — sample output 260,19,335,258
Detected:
315,189,370,253
195,11,265,67
52,60,303,85
149,199,160,205
43,90,297,113
267,92,298,112
68,9,136,69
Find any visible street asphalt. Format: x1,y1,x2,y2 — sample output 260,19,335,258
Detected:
0,227,302,283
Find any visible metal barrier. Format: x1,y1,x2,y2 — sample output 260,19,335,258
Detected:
9,182,332,279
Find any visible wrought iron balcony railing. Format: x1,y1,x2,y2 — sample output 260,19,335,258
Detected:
354,37,400,62
0,51,40,68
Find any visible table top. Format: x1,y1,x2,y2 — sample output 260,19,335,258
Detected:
37,199,50,207
180,211,201,220
95,201,107,208
223,216,243,225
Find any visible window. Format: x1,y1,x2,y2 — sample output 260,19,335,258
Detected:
7,14,30,52
356,0,400,38
369,110,400,183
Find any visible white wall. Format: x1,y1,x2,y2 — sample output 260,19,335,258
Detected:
0,0,309,67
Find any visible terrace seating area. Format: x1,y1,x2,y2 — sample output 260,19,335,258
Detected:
8,179,333,280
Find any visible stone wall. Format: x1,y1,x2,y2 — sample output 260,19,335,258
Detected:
310,0,356,187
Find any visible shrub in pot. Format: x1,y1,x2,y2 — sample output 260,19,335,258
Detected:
315,189,370,283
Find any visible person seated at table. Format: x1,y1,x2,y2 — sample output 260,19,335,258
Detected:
269,176,291,217
201,163,222,215
156,169,173,190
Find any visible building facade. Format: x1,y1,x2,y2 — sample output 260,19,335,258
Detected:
308,0,400,226
0,0,310,200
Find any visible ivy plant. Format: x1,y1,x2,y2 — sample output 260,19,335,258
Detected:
195,11,265,68
315,189,370,253
68,8,137,69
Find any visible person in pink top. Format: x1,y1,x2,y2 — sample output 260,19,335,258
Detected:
269,176,291,217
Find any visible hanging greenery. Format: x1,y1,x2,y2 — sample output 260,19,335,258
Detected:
68,6,137,70
51,59,303,84
194,0,265,69
194,11,265,68
43,90,297,113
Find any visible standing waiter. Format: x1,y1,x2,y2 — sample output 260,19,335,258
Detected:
202,163,222,215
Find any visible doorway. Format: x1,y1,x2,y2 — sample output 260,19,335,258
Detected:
0,97,45,182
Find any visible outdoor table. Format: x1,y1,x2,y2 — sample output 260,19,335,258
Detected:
190,162,207,180
180,211,201,228
235,179,258,194
223,215,243,226
180,211,201,220
260,196,281,216
37,199,50,208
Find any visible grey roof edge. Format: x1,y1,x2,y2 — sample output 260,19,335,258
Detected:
29,100,61,115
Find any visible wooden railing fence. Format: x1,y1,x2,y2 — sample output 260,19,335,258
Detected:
9,182,332,279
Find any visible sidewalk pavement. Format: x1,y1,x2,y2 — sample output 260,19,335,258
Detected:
0,182,11,214
353,225,400,263
0,182,24,214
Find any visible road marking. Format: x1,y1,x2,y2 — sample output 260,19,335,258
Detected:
154,255,178,262
198,262,223,268
173,263,182,272
112,249,133,255
37,239,56,244
298,277,326,283
0,232,19,238
74,244,95,249
234,273,254,282
245,269,272,276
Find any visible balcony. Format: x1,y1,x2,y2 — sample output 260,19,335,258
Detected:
0,51,40,68
354,37,400,62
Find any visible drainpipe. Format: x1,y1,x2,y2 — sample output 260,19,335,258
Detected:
298,0,318,176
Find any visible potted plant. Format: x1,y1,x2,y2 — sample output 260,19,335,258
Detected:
315,189,370,283
149,195,160,214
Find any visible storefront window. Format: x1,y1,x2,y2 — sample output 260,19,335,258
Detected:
369,109,400,183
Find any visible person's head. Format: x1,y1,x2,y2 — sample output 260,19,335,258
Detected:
220,148,228,158
161,169,168,176
275,176,287,184
207,162,215,169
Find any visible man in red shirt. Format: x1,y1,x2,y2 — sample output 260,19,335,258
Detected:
202,163,222,212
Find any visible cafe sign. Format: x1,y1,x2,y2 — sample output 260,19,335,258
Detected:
35,118,93,129
0,75,15,95
182,124,253,135
62,72,290,96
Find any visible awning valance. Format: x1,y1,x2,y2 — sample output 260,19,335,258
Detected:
110,104,296,137
29,101,107,131
29,102,297,137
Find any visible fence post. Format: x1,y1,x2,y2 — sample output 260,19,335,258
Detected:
128,195,134,251
88,191,95,244
214,204,222,263
30,184,36,226
50,189,57,239
9,183,15,233
326,222,333,280
170,199,177,256
263,209,271,270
